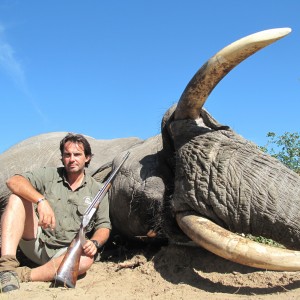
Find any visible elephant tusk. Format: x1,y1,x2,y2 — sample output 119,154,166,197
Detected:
176,212,300,271
174,28,291,120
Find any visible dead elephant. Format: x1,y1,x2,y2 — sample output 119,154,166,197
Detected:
1,27,299,271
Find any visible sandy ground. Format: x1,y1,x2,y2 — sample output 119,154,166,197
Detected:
2,239,300,300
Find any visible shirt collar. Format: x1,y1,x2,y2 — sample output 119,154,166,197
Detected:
58,167,88,188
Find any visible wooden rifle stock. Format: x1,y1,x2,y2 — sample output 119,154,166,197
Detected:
53,232,83,288
52,152,129,288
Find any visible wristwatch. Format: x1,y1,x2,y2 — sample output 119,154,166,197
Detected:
90,239,102,249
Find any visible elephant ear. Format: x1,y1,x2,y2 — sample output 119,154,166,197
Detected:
92,162,112,183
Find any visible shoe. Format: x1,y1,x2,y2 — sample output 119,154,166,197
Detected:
0,270,20,293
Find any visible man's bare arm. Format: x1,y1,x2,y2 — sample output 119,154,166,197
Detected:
6,175,44,203
6,175,56,229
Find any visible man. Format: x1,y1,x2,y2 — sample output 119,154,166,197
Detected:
0,133,111,292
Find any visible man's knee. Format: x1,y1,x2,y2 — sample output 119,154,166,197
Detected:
6,193,22,207
79,256,94,274
4,193,31,213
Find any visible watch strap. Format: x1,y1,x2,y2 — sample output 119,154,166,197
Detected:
90,239,101,249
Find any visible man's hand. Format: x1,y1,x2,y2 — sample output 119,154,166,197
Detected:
82,239,98,257
6,175,57,230
82,228,110,257
37,200,56,230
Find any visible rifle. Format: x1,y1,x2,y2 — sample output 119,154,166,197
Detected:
52,152,129,288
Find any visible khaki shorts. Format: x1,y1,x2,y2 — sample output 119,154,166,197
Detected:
19,227,67,265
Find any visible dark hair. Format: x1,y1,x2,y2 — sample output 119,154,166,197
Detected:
60,133,93,167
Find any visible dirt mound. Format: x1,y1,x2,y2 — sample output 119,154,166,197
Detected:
8,242,300,299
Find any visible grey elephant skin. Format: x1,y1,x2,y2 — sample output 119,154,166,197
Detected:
0,28,298,270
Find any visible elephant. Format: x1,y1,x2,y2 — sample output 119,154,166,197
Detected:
1,27,299,272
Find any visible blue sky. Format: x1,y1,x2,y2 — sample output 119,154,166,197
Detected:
0,1,299,154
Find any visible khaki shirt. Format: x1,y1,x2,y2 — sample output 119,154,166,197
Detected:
22,167,111,257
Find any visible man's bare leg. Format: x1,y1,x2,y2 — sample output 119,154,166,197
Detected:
1,194,37,256
30,254,94,282
1,194,94,283
0,194,38,292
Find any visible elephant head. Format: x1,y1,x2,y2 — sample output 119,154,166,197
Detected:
109,28,300,271
1,28,299,272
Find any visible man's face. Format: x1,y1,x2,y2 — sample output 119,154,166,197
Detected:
62,141,90,174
